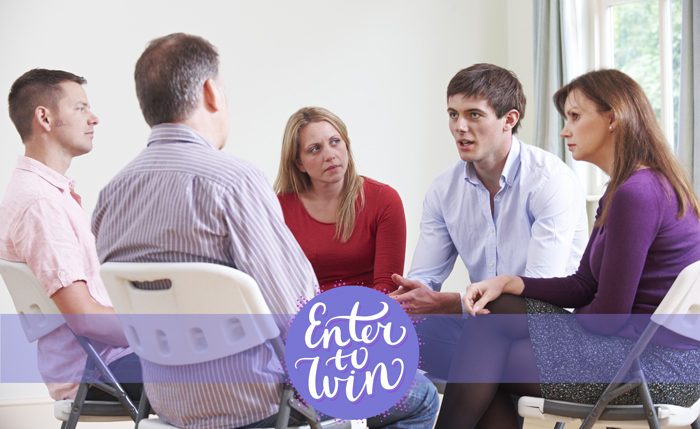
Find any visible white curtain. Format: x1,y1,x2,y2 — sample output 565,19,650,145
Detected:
677,0,700,195
532,0,582,166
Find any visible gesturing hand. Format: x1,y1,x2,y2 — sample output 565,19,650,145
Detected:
389,274,462,314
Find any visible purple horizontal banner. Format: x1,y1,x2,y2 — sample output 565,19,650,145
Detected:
2,313,698,384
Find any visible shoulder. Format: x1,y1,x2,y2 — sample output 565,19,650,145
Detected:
518,140,576,179
517,140,581,195
361,177,403,207
610,169,667,209
277,191,301,210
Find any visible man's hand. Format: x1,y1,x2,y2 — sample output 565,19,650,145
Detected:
389,274,461,314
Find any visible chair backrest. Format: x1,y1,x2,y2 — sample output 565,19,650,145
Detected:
651,260,700,342
100,262,281,366
0,259,66,342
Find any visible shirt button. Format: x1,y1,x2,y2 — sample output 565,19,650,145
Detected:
58,270,65,278
489,262,494,267
496,195,502,200
507,179,512,185
491,228,494,233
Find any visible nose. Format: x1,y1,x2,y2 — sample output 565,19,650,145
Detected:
560,121,571,138
90,112,99,126
323,147,336,161
456,117,468,133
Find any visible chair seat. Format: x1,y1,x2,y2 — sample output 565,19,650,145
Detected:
518,396,700,428
54,399,135,422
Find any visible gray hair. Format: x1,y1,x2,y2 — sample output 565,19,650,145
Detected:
134,33,219,126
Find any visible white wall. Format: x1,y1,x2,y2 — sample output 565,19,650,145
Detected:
0,0,534,403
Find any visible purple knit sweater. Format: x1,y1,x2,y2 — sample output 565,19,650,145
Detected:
522,169,700,349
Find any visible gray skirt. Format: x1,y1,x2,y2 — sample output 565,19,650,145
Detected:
526,298,700,407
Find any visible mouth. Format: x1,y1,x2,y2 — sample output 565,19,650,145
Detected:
325,165,341,172
457,139,474,149
567,143,575,150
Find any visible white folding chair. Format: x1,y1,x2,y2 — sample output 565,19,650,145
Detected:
518,260,700,429
0,259,139,429
100,262,354,429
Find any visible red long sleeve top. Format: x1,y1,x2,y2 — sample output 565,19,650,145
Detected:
278,177,406,293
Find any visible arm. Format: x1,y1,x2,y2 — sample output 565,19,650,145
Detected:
52,281,129,346
405,181,460,290
525,170,587,278
371,185,406,294
223,166,317,335
573,182,660,334
14,198,128,346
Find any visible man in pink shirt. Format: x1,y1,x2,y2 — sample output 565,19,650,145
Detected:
0,69,141,401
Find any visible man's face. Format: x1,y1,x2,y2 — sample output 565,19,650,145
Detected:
447,94,510,166
52,81,99,156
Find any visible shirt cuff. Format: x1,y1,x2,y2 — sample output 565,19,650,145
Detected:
459,292,468,316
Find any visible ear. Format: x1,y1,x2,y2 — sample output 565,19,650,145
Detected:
202,78,224,113
503,109,520,132
35,106,52,133
608,112,616,131
294,158,306,173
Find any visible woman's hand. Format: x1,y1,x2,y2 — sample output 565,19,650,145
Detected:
462,275,524,316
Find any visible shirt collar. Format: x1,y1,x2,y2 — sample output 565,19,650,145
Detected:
147,123,218,150
15,155,76,192
464,135,521,188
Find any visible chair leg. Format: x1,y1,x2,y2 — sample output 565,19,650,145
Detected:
691,417,700,429
275,387,294,429
633,360,660,429
553,422,565,429
64,382,90,429
135,387,151,429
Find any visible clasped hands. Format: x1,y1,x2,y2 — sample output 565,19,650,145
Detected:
389,274,523,316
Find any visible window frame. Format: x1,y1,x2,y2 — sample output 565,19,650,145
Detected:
596,0,675,144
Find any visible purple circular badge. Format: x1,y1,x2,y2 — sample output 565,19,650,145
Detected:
285,286,419,420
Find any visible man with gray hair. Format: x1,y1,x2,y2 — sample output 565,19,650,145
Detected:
92,33,438,429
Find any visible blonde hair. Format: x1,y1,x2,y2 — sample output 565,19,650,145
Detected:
554,69,700,228
274,107,364,242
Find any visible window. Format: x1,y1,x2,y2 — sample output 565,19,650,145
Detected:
598,0,683,148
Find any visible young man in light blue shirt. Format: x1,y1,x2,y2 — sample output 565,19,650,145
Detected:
391,63,589,377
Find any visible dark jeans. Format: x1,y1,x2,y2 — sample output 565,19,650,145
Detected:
85,352,143,402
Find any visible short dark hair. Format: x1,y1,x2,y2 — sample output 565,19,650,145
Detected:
8,69,87,142
134,33,219,127
447,63,526,134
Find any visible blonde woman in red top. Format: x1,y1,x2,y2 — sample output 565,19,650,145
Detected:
274,107,406,293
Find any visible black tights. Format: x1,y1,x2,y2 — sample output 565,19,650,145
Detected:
435,294,541,429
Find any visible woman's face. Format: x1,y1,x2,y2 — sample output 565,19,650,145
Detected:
295,121,348,189
560,89,615,173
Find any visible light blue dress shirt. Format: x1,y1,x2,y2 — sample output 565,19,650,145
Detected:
408,137,589,296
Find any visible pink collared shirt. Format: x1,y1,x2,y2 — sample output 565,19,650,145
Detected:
0,156,131,400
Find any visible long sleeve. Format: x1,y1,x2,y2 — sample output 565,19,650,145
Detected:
371,184,406,293
407,179,460,291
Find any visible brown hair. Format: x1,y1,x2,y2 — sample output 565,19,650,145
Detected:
274,107,364,243
554,69,700,227
447,63,526,134
135,33,219,126
8,69,87,142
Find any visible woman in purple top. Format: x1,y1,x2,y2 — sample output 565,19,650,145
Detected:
435,69,700,429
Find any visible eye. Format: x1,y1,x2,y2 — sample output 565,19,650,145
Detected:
571,113,580,120
331,138,340,145
309,146,319,153
448,112,458,119
470,112,480,119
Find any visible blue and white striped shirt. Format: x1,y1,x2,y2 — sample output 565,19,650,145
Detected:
92,124,317,429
